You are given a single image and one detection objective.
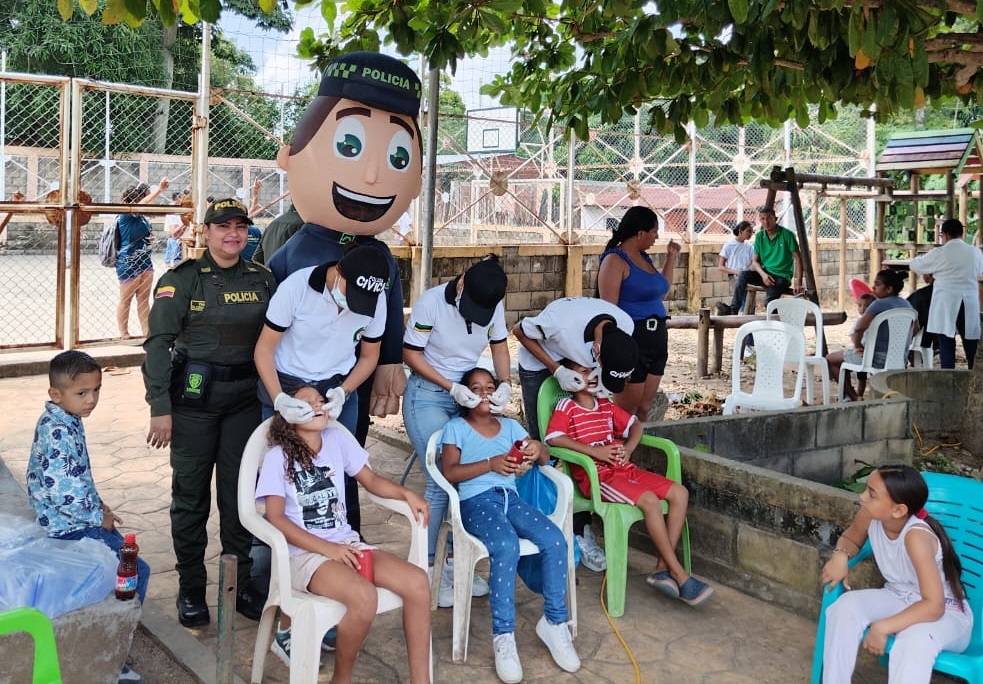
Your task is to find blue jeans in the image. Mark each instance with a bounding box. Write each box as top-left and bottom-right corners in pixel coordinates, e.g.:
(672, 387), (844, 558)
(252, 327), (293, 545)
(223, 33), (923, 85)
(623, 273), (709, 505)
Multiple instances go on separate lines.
(460, 488), (569, 635)
(55, 527), (150, 603)
(402, 373), (461, 564)
(937, 335), (978, 370)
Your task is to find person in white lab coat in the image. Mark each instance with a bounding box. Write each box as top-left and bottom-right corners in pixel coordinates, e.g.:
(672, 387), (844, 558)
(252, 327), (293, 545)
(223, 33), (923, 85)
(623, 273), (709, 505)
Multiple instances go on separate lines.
(910, 218), (983, 369)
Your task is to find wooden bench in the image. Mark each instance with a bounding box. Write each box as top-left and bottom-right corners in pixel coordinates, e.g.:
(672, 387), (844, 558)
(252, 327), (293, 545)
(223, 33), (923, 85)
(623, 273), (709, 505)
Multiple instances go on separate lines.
(666, 308), (847, 376)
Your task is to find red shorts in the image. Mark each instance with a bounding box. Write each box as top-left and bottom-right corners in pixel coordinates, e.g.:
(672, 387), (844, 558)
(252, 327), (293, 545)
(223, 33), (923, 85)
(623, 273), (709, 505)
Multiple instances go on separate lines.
(572, 463), (673, 505)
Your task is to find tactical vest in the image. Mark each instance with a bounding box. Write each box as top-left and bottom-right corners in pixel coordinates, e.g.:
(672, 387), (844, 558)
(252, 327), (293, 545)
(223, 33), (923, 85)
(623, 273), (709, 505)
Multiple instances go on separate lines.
(176, 261), (273, 365)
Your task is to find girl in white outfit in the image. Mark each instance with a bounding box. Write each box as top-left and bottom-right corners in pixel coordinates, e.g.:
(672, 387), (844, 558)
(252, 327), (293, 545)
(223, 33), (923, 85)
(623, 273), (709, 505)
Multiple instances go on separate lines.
(820, 464), (972, 683)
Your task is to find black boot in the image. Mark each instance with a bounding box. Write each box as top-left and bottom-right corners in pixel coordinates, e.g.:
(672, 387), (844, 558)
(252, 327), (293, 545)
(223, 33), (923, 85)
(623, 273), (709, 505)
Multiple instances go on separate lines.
(236, 582), (266, 621)
(176, 588), (210, 628)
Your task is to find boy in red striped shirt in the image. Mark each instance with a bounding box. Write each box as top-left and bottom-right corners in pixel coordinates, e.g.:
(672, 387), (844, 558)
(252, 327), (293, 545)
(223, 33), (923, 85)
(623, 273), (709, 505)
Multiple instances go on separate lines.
(544, 359), (713, 607)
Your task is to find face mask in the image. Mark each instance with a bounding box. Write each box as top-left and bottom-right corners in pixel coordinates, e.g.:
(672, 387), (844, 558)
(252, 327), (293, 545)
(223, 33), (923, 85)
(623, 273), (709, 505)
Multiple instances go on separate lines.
(329, 274), (349, 312)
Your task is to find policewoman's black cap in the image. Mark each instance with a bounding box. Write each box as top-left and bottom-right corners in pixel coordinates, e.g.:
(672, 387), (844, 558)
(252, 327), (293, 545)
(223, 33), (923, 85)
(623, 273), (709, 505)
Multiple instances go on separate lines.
(203, 198), (253, 225)
(460, 258), (508, 327)
(318, 52), (422, 117)
(338, 245), (389, 316)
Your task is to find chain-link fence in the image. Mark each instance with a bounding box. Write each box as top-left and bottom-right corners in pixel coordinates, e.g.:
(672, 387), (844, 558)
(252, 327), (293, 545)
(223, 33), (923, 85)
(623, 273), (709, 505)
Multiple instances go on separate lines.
(0, 66), (880, 350)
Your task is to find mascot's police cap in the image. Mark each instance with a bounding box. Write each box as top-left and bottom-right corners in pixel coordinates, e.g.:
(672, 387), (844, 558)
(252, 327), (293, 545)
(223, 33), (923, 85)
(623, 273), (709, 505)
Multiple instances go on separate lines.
(318, 52), (422, 117)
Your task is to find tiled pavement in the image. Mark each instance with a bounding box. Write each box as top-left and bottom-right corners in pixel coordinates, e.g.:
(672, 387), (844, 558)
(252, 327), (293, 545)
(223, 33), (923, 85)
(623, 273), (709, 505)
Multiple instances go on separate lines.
(0, 350), (897, 683)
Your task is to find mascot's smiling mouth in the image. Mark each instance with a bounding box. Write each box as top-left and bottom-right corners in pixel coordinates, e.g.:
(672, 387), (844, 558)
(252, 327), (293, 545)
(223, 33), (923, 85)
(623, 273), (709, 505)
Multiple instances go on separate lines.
(332, 183), (395, 223)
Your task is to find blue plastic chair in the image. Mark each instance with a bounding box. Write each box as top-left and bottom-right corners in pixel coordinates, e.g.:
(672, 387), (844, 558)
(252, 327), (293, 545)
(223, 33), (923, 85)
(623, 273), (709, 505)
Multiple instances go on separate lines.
(0, 606), (63, 684)
(537, 376), (691, 618)
(811, 472), (983, 683)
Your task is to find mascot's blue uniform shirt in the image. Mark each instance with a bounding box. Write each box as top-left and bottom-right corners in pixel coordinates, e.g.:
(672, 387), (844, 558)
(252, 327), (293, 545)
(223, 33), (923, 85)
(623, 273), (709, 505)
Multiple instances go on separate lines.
(267, 223), (403, 366)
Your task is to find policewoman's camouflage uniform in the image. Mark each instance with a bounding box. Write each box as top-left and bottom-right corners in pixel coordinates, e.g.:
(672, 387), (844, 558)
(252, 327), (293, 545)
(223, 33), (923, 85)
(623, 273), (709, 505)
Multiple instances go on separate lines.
(142, 249), (276, 604)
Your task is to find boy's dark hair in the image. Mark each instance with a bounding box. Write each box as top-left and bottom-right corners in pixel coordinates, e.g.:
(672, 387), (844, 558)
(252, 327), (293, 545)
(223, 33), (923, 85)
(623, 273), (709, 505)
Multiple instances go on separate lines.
(877, 464), (966, 604)
(122, 183), (150, 204)
(49, 350), (101, 388)
(858, 293), (875, 305)
(756, 205), (776, 216)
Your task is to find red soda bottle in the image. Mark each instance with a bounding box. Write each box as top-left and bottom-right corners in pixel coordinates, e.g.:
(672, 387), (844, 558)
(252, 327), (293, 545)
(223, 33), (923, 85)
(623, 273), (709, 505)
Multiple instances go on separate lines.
(115, 533), (139, 600)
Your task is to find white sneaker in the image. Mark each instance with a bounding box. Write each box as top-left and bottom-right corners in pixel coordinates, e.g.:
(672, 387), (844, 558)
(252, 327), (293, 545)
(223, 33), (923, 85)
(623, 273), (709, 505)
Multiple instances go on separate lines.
(577, 528), (607, 572)
(535, 616), (581, 673)
(440, 558), (489, 602)
(429, 564), (455, 608)
(492, 633), (523, 683)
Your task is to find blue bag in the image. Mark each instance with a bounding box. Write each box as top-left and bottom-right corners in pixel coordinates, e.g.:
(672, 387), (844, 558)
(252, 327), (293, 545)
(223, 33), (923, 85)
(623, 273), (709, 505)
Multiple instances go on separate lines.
(515, 464), (580, 594)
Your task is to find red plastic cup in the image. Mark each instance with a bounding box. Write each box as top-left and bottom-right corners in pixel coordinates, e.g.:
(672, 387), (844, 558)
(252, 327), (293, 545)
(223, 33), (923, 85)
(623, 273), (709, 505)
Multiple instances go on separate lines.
(507, 440), (526, 466)
(356, 547), (374, 582)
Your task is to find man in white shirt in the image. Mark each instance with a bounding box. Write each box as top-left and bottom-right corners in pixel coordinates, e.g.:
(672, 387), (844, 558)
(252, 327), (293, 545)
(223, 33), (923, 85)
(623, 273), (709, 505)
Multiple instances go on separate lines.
(910, 218), (983, 369)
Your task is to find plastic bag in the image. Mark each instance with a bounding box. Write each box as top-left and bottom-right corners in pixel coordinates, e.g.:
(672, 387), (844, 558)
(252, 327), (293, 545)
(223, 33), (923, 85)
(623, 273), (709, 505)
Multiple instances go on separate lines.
(0, 513), (45, 549)
(0, 536), (117, 618)
(515, 465), (580, 594)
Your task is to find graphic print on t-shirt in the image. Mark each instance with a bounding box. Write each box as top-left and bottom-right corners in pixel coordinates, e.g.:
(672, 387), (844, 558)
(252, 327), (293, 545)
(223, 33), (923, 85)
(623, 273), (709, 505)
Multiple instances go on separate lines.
(293, 465), (347, 530)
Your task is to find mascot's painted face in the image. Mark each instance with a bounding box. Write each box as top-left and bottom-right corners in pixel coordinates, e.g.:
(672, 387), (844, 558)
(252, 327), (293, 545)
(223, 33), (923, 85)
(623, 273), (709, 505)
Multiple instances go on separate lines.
(278, 98), (422, 234)
(277, 51), (424, 237)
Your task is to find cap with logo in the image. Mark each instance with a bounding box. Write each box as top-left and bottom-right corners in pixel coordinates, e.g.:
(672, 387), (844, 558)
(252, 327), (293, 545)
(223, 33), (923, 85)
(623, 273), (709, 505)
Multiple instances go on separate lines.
(203, 198), (253, 225)
(338, 245), (390, 316)
(318, 52), (422, 117)
(598, 326), (638, 394)
(459, 258), (508, 327)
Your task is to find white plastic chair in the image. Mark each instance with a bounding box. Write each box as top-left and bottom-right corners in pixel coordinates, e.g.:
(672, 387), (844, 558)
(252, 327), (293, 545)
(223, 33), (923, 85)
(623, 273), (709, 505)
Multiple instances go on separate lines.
(723, 320), (807, 415)
(425, 431), (577, 663)
(837, 308), (918, 402)
(766, 298), (831, 405)
(238, 418), (431, 684)
(909, 328), (935, 369)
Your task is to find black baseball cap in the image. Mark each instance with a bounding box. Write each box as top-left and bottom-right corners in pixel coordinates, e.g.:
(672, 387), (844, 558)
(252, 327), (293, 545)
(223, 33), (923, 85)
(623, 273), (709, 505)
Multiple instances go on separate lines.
(203, 198), (253, 225)
(598, 327), (638, 393)
(338, 245), (389, 316)
(459, 258), (508, 327)
(318, 52), (422, 117)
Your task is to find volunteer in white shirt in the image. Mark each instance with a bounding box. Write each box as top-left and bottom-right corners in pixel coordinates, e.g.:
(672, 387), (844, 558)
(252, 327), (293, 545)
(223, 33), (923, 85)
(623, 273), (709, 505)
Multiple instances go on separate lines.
(910, 218), (983, 369)
(254, 244), (389, 432)
(513, 296), (638, 573)
(402, 256), (509, 604)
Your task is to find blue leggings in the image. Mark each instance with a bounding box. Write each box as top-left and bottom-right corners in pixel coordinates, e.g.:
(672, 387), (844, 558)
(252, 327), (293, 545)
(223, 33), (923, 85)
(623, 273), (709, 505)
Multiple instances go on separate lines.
(460, 487), (568, 635)
(55, 526), (150, 603)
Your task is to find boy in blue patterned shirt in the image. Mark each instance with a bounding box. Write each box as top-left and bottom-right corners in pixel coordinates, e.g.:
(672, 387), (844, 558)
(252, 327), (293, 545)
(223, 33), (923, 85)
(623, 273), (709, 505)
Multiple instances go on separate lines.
(26, 351), (148, 683)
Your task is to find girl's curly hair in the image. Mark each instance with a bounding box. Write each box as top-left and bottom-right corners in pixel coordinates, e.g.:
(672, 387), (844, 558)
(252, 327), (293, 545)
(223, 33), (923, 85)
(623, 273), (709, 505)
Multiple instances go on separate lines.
(268, 405), (318, 484)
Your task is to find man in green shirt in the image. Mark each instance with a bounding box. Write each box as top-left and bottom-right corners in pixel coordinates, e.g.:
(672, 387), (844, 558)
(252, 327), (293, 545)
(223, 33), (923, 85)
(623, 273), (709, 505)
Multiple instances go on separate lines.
(727, 206), (803, 313)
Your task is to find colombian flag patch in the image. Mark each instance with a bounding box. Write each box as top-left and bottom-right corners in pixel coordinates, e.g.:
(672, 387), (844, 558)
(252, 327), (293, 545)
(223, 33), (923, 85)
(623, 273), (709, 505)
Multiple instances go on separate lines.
(156, 286), (176, 299)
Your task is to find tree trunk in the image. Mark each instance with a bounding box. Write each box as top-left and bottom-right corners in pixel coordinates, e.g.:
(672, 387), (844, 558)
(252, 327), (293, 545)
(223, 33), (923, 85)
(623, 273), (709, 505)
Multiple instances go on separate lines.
(150, 23), (178, 155)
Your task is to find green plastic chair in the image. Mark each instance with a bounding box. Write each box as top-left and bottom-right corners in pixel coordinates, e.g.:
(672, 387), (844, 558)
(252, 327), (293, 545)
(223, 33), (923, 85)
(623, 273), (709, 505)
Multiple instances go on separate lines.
(536, 376), (691, 617)
(0, 607), (63, 684)
(812, 472), (983, 684)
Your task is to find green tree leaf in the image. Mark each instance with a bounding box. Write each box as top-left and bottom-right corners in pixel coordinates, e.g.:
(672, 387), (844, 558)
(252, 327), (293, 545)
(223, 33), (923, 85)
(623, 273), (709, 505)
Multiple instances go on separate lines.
(728, 0), (749, 24)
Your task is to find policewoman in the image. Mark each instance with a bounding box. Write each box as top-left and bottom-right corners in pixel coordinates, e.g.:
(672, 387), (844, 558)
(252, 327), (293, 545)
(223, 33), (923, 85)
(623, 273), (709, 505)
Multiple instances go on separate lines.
(142, 198), (276, 628)
(253, 244), (390, 432)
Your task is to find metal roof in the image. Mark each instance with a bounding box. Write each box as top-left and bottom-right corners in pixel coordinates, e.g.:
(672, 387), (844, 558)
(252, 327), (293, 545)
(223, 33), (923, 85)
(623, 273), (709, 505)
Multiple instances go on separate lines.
(876, 128), (983, 175)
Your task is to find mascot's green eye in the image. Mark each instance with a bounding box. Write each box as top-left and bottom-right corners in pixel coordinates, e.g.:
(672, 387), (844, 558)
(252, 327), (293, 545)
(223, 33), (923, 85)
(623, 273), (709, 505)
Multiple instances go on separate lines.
(390, 147), (410, 170)
(333, 118), (366, 161)
(337, 134), (362, 158)
(387, 129), (414, 172)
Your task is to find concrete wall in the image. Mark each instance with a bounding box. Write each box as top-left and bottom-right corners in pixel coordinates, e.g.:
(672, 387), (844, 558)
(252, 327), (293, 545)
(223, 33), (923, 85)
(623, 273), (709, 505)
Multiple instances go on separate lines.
(392, 239), (871, 323)
(872, 368), (971, 439)
(630, 400), (912, 617)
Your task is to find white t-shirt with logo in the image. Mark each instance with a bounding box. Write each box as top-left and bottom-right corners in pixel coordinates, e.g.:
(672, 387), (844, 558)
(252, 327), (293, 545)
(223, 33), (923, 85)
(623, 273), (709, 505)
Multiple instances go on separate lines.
(517, 297), (634, 371)
(254, 426), (368, 555)
(403, 281), (508, 381)
(265, 264), (386, 380)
